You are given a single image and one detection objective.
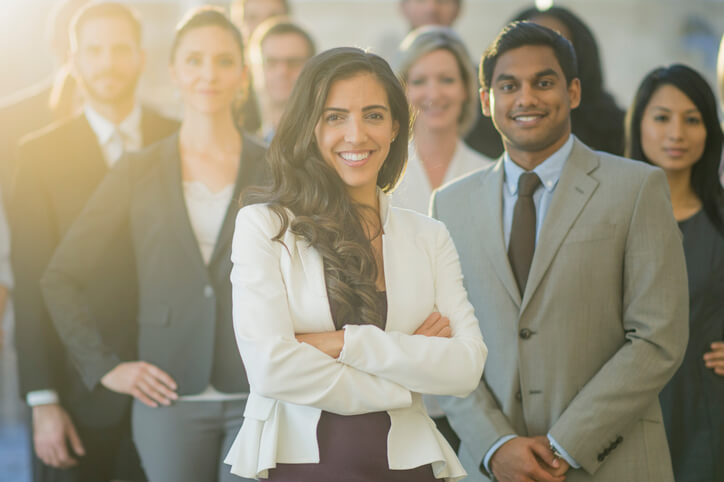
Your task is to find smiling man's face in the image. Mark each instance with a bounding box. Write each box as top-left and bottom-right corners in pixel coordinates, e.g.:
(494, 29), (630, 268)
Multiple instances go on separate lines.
(483, 44), (580, 164)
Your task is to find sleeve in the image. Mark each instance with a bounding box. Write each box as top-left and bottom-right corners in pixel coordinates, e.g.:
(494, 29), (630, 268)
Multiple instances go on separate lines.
(10, 145), (66, 396)
(430, 186), (518, 476)
(230, 205), (413, 416)
(548, 167), (689, 474)
(337, 222), (487, 397)
(39, 154), (136, 391)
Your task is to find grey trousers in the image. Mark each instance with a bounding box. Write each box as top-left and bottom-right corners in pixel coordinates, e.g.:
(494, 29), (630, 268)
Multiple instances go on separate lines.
(132, 398), (254, 482)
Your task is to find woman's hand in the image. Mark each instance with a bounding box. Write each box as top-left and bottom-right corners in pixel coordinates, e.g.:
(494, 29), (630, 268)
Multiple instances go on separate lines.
(414, 312), (452, 338)
(296, 331), (345, 358)
(704, 342), (724, 376)
(101, 361), (178, 407)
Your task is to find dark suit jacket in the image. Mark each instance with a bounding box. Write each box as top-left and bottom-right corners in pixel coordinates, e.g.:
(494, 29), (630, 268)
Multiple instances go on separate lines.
(41, 133), (268, 397)
(10, 108), (178, 427)
(0, 82), (59, 196)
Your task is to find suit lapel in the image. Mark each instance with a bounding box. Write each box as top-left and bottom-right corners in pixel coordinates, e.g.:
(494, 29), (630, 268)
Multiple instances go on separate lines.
(475, 160), (522, 307)
(160, 136), (209, 277)
(520, 140), (600, 313)
(208, 134), (266, 268)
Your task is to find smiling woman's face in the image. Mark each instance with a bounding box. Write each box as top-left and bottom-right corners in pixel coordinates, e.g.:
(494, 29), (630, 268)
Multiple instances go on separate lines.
(314, 72), (399, 203)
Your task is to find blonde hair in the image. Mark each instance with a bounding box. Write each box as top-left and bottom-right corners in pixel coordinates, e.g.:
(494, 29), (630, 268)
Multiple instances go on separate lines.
(398, 25), (478, 135)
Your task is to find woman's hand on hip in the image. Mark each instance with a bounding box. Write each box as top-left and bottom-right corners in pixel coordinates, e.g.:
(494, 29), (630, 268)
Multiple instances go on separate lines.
(101, 361), (178, 407)
(296, 331), (345, 358)
(414, 312), (452, 338)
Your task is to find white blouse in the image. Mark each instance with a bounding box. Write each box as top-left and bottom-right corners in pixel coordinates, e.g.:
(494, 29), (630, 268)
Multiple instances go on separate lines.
(392, 139), (494, 215)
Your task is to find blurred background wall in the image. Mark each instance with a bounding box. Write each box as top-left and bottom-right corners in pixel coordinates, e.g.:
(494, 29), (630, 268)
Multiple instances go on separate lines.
(1, 0), (723, 116)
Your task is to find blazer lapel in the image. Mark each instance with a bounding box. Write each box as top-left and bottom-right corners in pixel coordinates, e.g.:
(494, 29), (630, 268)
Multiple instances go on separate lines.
(208, 134), (267, 268)
(520, 140), (599, 313)
(475, 160), (522, 307)
(160, 136), (209, 277)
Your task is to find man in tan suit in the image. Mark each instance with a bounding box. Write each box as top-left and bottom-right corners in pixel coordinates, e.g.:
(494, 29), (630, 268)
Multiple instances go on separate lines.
(433, 22), (688, 482)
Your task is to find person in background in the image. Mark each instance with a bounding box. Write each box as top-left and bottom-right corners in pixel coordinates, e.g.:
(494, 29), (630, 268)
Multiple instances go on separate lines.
(717, 34), (724, 185)
(466, 7), (626, 159)
(393, 25), (492, 215)
(224, 46), (485, 481)
(626, 64), (724, 482)
(0, 0), (90, 197)
(229, 0), (290, 135)
(0, 190), (11, 349)
(400, 0), (461, 29)
(248, 17), (315, 143)
(41, 7), (266, 482)
(11, 3), (178, 481)
(434, 22), (687, 482)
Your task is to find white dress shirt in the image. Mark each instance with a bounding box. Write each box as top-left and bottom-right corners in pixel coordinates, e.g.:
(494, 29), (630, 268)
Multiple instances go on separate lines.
(392, 139), (493, 215)
(84, 104), (143, 166)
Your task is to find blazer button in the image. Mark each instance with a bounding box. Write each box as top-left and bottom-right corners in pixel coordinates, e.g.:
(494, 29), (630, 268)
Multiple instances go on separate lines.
(515, 391), (522, 402)
(204, 285), (214, 298)
(519, 328), (533, 339)
(616, 435), (623, 444)
(597, 453), (605, 462)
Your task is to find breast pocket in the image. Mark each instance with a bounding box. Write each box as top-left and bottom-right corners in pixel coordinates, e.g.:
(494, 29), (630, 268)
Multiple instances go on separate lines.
(564, 223), (616, 244)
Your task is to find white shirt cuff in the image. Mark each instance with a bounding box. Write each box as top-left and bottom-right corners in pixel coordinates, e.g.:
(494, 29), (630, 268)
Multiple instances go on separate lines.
(26, 389), (60, 407)
(547, 434), (581, 469)
(483, 434), (518, 474)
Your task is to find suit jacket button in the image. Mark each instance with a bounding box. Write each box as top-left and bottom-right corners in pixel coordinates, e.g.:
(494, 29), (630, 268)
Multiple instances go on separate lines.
(515, 391), (522, 402)
(204, 285), (214, 298)
(597, 453), (605, 462)
(519, 328), (532, 339)
(616, 435), (623, 444)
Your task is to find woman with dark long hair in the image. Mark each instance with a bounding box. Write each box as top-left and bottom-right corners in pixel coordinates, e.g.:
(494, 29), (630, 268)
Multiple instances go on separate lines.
(626, 63), (724, 482)
(224, 47), (486, 481)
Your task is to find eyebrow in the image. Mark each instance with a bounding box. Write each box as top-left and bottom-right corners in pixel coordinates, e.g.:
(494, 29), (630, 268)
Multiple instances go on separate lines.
(323, 105), (390, 112)
(494, 68), (560, 84)
(649, 106), (700, 114)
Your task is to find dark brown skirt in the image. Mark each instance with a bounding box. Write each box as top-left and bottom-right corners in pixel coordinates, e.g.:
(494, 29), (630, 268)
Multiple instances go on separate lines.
(267, 411), (437, 481)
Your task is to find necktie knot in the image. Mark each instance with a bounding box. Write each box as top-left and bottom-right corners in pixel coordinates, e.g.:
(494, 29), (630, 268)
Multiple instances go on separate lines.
(518, 172), (541, 197)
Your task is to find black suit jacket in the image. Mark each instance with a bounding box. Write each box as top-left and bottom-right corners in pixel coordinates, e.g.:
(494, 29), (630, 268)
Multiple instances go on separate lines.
(0, 82), (59, 196)
(10, 108), (179, 427)
(41, 133), (268, 397)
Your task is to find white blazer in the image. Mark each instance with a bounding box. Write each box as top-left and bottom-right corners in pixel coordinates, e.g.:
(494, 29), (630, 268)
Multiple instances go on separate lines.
(224, 192), (487, 481)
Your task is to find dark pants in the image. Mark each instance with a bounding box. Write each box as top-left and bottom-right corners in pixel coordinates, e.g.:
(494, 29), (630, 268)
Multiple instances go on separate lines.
(31, 412), (145, 482)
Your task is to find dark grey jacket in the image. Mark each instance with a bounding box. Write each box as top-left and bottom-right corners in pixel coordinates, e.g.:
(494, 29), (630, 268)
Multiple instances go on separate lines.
(41, 132), (268, 398)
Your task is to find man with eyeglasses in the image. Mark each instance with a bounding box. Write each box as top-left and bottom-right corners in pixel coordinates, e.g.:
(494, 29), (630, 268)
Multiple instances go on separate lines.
(248, 17), (315, 142)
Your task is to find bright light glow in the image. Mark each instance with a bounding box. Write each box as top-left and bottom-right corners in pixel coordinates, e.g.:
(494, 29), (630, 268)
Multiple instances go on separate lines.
(535, 0), (554, 11)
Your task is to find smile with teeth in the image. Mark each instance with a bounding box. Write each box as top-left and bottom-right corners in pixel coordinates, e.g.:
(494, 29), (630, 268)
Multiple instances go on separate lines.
(512, 113), (546, 124)
(338, 151), (372, 165)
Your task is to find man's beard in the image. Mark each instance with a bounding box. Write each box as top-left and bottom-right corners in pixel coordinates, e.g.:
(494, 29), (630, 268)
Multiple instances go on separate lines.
(80, 71), (139, 105)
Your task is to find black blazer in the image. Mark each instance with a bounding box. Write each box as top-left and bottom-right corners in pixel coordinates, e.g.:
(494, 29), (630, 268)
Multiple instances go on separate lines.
(41, 133), (268, 398)
(10, 108), (179, 427)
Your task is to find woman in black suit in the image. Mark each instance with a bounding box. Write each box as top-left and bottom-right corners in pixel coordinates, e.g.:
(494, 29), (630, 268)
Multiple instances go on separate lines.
(626, 64), (724, 482)
(41, 7), (266, 482)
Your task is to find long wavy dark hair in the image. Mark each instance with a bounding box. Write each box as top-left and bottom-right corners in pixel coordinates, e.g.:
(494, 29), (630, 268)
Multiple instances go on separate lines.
(513, 6), (625, 155)
(626, 64), (724, 235)
(246, 47), (410, 328)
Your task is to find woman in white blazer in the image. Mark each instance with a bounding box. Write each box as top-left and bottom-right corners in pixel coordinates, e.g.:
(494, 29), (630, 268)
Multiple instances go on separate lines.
(225, 47), (487, 481)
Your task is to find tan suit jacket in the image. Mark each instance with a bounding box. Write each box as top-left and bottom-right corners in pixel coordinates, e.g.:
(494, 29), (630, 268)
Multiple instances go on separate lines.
(432, 139), (689, 481)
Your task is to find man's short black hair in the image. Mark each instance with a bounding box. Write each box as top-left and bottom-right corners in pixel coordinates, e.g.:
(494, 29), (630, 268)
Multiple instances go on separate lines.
(480, 21), (578, 90)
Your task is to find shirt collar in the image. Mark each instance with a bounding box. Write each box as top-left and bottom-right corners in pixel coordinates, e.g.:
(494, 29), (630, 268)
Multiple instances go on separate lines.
(503, 135), (574, 195)
(84, 103), (142, 146)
